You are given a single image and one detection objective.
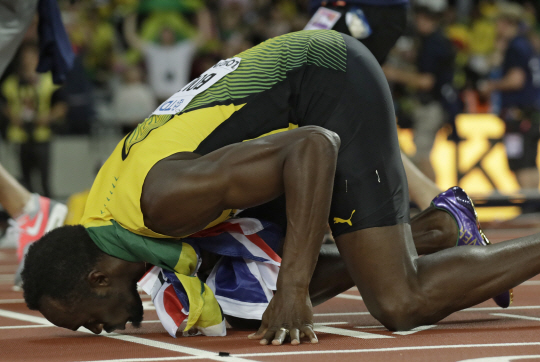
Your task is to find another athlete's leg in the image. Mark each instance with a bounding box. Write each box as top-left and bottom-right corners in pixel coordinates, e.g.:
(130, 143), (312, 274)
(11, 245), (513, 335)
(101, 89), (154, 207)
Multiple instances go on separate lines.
(335, 224), (540, 331)
(401, 152), (441, 210)
(0, 163), (31, 218)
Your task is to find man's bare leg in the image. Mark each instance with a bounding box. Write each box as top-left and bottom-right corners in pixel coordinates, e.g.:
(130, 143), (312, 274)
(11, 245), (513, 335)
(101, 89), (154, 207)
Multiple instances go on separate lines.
(309, 206), (457, 306)
(0, 163), (31, 218)
(309, 155), (456, 307)
(335, 224), (537, 331)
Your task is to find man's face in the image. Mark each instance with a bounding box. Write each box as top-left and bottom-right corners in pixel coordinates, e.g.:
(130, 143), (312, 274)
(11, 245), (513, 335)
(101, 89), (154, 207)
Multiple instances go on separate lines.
(39, 282), (144, 334)
(495, 18), (517, 40)
(414, 13), (434, 36)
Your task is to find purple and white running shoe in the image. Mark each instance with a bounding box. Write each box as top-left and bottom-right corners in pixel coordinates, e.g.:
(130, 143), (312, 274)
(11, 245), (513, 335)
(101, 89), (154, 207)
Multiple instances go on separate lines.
(432, 186), (513, 308)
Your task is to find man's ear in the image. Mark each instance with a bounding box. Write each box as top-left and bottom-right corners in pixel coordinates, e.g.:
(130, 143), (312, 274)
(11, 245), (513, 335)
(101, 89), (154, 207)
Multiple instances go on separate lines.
(87, 270), (110, 288)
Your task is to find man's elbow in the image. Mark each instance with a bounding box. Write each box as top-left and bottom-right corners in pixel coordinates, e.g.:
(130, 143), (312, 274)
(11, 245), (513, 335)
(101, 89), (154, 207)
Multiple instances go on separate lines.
(302, 126), (341, 153)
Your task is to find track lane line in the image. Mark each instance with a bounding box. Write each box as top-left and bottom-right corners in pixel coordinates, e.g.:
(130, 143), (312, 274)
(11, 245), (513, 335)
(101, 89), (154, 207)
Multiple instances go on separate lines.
(314, 325), (393, 339)
(491, 313), (540, 322)
(335, 294), (363, 301)
(74, 342), (540, 362)
(0, 298), (24, 304)
(236, 343), (540, 358)
(0, 324), (54, 330)
(0, 308), (258, 362)
(314, 305), (540, 317)
(392, 325), (436, 335)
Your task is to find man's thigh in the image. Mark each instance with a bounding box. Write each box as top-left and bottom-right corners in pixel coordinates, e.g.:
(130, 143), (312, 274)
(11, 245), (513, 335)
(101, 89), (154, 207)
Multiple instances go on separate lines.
(316, 36), (409, 237)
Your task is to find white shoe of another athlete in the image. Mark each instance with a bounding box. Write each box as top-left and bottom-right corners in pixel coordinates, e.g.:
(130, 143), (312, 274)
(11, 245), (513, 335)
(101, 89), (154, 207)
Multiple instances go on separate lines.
(10, 194), (67, 289)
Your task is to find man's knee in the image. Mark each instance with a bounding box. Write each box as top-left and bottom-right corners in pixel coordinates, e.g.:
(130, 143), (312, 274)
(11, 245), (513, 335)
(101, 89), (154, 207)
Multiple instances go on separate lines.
(366, 291), (426, 331)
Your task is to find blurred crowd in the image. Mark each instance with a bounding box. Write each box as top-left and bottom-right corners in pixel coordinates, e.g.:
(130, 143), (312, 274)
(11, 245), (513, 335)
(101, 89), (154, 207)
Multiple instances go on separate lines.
(1, 0), (540, 197)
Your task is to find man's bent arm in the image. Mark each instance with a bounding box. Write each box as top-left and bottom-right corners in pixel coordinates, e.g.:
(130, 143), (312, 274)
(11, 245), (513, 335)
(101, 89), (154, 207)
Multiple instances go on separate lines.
(142, 126), (340, 344)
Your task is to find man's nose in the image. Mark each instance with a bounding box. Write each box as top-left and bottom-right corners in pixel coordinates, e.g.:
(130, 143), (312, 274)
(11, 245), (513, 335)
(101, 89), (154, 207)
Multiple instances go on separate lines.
(87, 324), (103, 334)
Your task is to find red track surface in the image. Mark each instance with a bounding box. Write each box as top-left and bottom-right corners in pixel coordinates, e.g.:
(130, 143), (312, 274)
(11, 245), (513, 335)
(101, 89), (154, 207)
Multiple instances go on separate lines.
(1, 228), (540, 362)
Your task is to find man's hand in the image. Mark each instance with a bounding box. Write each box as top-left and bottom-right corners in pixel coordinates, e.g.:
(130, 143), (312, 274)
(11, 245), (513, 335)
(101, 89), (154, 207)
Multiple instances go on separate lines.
(248, 288), (317, 345)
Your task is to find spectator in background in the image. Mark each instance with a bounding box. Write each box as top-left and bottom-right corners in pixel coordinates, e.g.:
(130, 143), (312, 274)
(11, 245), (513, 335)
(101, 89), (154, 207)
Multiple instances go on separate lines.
(306, 0), (409, 64)
(480, 2), (540, 192)
(384, 3), (457, 182)
(112, 64), (157, 134)
(123, 6), (213, 102)
(1, 43), (67, 197)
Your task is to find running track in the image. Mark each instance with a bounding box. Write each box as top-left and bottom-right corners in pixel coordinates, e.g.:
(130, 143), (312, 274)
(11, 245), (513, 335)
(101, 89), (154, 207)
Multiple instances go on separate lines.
(1, 227), (540, 362)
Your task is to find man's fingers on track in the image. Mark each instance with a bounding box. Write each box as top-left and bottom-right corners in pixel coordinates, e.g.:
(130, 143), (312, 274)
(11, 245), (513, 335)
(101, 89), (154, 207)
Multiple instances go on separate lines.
(302, 325), (318, 343)
(290, 329), (301, 345)
(260, 329), (276, 345)
(271, 329), (289, 345)
(248, 327), (267, 340)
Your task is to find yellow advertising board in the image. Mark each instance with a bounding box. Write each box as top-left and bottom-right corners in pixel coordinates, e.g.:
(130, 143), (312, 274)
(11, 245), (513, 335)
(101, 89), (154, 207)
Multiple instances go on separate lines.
(398, 114), (529, 221)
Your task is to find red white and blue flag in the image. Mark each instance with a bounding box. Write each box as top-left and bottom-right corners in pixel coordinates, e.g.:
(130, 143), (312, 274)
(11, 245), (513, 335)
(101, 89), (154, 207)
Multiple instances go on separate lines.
(138, 218), (283, 337)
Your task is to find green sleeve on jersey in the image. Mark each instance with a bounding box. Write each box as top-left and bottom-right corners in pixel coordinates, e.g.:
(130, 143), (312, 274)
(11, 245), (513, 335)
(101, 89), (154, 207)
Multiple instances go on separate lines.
(86, 220), (188, 272)
(184, 30), (348, 113)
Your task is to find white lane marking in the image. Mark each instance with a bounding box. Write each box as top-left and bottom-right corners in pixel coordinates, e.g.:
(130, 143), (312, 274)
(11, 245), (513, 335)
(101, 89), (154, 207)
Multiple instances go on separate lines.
(522, 281), (540, 286)
(314, 325), (393, 339)
(78, 358), (207, 362)
(491, 313), (540, 322)
(354, 325), (385, 329)
(0, 309), (257, 362)
(142, 301), (155, 311)
(0, 320), (167, 330)
(335, 294), (363, 301)
(392, 325), (436, 335)
(0, 320), (348, 331)
(237, 343), (540, 358)
(0, 299), (24, 304)
(75, 343), (540, 361)
(0, 309), (54, 325)
(458, 356), (540, 362)
(315, 322), (348, 326)
(314, 305), (540, 317)
(0, 324), (54, 330)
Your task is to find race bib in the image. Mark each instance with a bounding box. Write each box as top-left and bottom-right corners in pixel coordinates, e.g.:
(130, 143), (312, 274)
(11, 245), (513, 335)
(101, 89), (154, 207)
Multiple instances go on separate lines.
(304, 7), (342, 31)
(152, 57), (242, 115)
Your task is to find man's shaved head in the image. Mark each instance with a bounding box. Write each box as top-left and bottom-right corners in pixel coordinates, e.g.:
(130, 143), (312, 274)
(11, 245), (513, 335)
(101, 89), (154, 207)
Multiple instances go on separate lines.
(21, 225), (145, 334)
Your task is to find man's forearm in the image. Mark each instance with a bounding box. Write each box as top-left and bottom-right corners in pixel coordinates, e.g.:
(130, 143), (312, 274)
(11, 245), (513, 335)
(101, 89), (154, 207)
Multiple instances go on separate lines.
(277, 129), (340, 291)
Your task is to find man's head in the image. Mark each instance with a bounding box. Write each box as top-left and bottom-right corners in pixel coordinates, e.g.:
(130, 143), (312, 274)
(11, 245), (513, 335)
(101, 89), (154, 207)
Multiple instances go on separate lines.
(414, 7), (443, 36)
(159, 27), (176, 46)
(495, 2), (524, 40)
(22, 225), (145, 334)
(18, 42), (39, 77)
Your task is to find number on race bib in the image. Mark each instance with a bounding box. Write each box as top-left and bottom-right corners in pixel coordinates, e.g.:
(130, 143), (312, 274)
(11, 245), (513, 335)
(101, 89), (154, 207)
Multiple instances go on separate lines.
(152, 57), (242, 116)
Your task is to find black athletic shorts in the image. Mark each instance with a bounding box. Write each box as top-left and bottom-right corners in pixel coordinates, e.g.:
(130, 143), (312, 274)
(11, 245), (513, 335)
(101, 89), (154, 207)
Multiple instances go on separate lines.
(325, 3), (408, 64)
(242, 34), (410, 237)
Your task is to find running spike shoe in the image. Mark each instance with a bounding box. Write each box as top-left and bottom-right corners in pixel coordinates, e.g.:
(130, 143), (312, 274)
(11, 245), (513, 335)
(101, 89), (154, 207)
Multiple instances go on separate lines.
(432, 186), (513, 308)
(9, 194), (67, 288)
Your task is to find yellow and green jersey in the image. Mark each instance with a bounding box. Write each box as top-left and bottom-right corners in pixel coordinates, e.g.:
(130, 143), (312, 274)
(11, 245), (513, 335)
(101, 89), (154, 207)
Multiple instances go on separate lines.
(81, 30), (348, 241)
